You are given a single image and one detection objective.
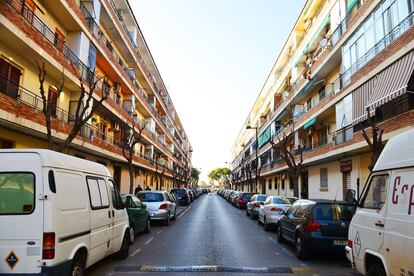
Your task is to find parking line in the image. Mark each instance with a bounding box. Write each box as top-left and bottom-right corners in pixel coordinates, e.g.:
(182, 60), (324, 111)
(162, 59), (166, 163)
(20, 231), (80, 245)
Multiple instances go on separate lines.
(130, 248), (141, 257)
(281, 247), (294, 257)
(177, 206), (191, 219)
(144, 237), (154, 245)
(156, 230), (162, 235)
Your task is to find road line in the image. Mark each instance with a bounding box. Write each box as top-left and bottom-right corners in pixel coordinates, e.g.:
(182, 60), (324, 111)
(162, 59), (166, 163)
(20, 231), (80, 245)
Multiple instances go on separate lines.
(130, 248), (141, 257)
(177, 206), (191, 219)
(281, 247), (294, 257)
(268, 236), (276, 243)
(144, 237), (154, 245)
(156, 230), (162, 235)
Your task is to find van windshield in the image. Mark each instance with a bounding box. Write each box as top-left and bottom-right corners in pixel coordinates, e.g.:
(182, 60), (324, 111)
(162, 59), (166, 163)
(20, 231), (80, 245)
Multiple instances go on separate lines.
(0, 172), (35, 215)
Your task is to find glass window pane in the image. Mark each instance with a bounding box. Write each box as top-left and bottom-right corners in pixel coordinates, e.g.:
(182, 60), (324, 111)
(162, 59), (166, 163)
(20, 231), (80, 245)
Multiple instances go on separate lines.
(98, 179), (109, 207)
(362, 175), (389, 209)
(0, 173), (34, 214)
(87, 179), (101, 208)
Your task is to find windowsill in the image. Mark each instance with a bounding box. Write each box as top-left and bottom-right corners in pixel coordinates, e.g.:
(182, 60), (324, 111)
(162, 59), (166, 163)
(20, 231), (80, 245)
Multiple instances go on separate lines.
(319, 188), (328, 192)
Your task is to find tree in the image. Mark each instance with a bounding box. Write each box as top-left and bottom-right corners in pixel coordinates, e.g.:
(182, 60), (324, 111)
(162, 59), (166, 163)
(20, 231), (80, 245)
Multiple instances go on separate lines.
(122, 118), (147, 194)
(190, 167), (201, 187)
(361, 107), (384, 171)
(153, 152), (166, 190)
(208, 167), (231, 188)
(36, 61), (108, 152)
(270, 130), (304, 198)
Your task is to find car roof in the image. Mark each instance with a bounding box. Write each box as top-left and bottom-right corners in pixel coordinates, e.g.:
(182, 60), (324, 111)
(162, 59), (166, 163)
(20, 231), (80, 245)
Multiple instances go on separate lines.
(297, 199), (351, 204)
(138, 191), (165, 194)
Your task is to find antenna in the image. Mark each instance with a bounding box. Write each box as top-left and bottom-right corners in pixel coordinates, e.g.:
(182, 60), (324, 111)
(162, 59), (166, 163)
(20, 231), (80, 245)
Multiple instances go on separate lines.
(334, 183), (341, 202)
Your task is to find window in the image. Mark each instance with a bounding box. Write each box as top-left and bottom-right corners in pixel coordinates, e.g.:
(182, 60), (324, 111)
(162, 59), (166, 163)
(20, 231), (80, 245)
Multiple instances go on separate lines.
(320, 168), (328, 189)
(289, 178), (294, 190)
(281, 178), (285, 190)
(48, 86), (58, 117)
(314, 203), (356, 221)
(22, 0), (35, 23)
(0, 57), (21, 99)
(86, 177), (109, 209)
(274, 178), (278, 190)
(335, 94), (353, 130)
(361, 174), (389, 209)
(0, 139), (14, 149)
(0, 172), (35, 215)
(268, 179), (272, 190)
(109, 179), (124, 210)
(54, 28), (65, 52)
(273, 197), (290, 204)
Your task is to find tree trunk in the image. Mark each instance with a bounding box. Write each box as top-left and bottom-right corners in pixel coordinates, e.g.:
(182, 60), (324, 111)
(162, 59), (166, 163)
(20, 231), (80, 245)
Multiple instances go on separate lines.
(290, 173), (299, 198)
(129, 162), (134, 194)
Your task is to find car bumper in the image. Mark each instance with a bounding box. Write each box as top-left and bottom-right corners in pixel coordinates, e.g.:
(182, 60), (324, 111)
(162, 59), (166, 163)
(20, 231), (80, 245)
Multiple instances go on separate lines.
(306, 234), (348, 254)
(148, 209), (169, 220)
(251, 209), (260, 217)
(266, 214), (281, 225)
(344, 246), (354, 267)
(238, 201), (248, 208)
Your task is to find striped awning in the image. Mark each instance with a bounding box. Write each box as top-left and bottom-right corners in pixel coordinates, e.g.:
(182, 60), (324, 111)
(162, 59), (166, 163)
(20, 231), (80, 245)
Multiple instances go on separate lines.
(365, 51), (414, 112)
(352, 78), (375, 124)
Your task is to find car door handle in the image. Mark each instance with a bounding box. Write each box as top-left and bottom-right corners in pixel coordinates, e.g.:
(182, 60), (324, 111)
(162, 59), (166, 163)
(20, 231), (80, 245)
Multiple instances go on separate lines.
(375, 222), (384, 227)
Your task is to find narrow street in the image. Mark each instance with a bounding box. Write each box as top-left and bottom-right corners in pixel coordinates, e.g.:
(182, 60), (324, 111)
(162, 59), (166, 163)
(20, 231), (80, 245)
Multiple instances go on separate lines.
(87, 193), (357, 275)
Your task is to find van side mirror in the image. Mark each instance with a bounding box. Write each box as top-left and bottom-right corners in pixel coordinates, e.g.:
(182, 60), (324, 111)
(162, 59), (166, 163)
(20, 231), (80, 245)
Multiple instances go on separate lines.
(260, 202), (264, 205)
(346, 189), (357, 204)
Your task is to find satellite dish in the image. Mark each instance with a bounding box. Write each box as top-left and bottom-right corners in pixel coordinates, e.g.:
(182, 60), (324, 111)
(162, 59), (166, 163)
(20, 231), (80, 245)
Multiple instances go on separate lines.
(320, 38), (328, 47)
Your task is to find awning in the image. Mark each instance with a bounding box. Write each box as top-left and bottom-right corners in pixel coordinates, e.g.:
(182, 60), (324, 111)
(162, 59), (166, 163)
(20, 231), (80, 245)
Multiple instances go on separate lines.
(347, 0), (359, 13)
(296, 77), (317, 98)
(275, 108), (287, 122)
(352, 78), (375, 124)
(365, 50), (414, 112)
(304, 117), (316, 129)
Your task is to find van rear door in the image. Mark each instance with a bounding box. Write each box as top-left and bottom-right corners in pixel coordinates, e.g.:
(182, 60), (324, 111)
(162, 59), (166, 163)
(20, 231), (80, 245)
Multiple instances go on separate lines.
(0, 152), (43, 274)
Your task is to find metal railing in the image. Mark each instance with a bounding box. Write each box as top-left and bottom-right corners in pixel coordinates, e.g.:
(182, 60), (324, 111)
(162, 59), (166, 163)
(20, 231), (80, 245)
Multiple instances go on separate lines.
(333, 124), (354, 145)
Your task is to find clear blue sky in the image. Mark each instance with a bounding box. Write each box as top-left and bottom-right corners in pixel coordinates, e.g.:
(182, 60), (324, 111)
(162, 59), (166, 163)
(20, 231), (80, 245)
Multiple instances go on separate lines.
(130, 0), (306, 182)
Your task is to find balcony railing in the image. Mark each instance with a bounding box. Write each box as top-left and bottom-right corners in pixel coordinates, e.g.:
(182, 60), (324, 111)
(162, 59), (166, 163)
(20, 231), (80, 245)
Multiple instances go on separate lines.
(333, 124), (354, 145)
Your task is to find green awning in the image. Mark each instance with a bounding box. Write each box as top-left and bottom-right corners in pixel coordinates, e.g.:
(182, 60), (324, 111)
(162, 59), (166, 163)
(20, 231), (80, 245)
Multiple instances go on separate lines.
(347, 0), (359, 13)
(293, 15), (330, 67)
(275, 108), (287, 122)
(296, 77), (317, 98)
(258, 126), (271, 149)
(304, 117), (317, 129)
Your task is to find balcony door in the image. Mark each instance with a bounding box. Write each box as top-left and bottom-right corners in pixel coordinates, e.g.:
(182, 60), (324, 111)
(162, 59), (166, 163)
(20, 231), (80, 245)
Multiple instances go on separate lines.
(0, 57), (21, 99)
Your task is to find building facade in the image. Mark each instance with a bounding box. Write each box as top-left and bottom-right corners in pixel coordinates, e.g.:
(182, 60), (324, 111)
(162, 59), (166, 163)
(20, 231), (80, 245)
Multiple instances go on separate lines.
(231, 0), (414, 201)
(0, 0), (192, 193)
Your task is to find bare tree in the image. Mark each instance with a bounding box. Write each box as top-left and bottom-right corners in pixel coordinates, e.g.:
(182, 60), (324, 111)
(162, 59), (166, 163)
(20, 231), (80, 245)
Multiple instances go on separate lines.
(361, 107), (384, 171)
(36, 61), (108, 152)
(270, 131), (304, 197)
(122, 118), (147, 194)
(152, 152), (166, 190)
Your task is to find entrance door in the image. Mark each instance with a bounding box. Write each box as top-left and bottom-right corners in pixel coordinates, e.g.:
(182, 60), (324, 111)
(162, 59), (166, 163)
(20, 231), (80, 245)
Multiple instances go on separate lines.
(342, 172), (351, 200)
(113, 166), (121, 189)
(300, 171), (309, 199)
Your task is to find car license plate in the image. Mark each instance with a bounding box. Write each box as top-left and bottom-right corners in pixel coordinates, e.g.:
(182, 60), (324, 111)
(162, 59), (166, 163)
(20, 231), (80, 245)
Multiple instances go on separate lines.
(333, 240), (347, 246)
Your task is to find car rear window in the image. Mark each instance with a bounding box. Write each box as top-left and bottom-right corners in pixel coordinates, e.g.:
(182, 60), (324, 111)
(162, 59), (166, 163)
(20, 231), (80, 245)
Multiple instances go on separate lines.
(0, 172), (35, 215)
(137, 192), (164, 202)
(257, 195), (267, 201)
(172, 189), (186, 196)
(273, 197), (290, 204)
(242, 193), (252, 200)
(314, 203), (356, 221)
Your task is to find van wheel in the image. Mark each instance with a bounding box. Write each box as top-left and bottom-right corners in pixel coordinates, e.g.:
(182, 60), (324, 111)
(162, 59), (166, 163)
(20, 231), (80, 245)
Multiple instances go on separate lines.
(115, 231), (130, 260)
(71, 253), (85, 276)
(129, 226), (135, 244)
(277, 224), (284, 243)
(144, 218), (151, 233)
(295, 234), (309, 260)
(367, 261), (386, 276)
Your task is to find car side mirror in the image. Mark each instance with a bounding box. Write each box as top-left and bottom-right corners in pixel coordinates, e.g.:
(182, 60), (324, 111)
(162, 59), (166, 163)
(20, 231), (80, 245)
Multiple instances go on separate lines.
(259, 202), (264, 205)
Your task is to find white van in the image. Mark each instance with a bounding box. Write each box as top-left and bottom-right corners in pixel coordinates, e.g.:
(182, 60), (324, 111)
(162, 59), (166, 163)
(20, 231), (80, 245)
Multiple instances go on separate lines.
(345, 129), (414, 276)
(0, 149), (130, 275)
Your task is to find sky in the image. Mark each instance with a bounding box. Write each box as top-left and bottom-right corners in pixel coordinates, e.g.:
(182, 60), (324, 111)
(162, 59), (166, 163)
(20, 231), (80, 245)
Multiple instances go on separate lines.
(129, 0), (306, 182)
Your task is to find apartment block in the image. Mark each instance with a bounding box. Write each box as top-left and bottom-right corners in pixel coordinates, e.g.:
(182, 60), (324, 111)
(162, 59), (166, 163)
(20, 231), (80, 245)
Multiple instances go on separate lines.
(231, 0), (414, 201)
(0, 0), (192, 193)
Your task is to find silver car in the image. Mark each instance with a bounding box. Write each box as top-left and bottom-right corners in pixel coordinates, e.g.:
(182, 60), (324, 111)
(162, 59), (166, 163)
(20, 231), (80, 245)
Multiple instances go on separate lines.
(258, 196), (291, 231)
(137, 191), (177, 226)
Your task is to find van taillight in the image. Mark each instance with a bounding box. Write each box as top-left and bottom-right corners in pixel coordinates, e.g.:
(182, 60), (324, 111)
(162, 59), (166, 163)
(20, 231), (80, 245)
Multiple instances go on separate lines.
(159, 203), (168, 209)
(347, 240), (353, 248)
(306, 221), (321, 232)
(42, 232), (55, 260)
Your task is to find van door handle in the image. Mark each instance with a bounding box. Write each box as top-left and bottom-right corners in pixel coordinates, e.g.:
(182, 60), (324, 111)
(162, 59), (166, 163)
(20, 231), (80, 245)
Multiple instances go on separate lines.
(112, 210), (115, 217)
(375, 222), (384, 227)
(108, 211), (111, 218)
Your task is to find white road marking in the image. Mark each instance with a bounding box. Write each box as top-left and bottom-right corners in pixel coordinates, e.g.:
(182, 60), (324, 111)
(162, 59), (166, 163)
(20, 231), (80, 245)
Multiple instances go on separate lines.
(268, 237), (276, 243)
(281, 247), (294, 257)
(300, 263), (308, 267)
(156, 230), (162, 235)
(130, 248), (141, 257)
(144, 237), (154, 245)
(177, 206), (191, 219)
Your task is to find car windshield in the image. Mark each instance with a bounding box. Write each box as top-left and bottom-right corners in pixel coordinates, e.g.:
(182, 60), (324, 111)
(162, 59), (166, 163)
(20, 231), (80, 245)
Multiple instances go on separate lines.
(137, 192), (164, 202)
(314, 203), (356, 221)
(257, 195), (267, 202)
(242, 193), (252, 200)
(272, 197), (290, 204)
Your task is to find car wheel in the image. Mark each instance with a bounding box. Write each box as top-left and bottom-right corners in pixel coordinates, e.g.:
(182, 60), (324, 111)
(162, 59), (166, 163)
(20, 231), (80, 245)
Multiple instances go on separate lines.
(71, 253), (85, 276)
(277, 224), (284, 243)
(367, 261), (386, 276)
(165, 212), (170, 226)
(264, 218), (270, 232)
(129, 226), (135, 244)
(295, 234), (309, 260)
(144, 219), (150, 234)
(115, 231), (130, 260)
(172, 209), (177, 221)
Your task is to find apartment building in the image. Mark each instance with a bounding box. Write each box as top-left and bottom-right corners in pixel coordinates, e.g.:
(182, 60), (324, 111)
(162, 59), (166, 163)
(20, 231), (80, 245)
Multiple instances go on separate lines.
(231, 0), (414, 200)
(0, 0), (192, 193)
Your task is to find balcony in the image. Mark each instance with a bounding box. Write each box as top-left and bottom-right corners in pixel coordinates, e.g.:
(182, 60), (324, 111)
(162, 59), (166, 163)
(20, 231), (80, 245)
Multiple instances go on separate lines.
(333, 125), (354, 145)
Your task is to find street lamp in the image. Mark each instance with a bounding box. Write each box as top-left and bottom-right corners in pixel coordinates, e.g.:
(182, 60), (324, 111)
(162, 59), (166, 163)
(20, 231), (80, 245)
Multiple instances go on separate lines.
(246, 125), (259, 193)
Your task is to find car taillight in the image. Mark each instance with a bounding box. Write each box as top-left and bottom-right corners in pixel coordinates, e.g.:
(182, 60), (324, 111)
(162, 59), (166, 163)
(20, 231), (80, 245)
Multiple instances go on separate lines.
(271, 207), (283, 212)
(306, 221), (321, 232)
(159, 203), (168, 209)
(347, 240), (353, 248)
(42, 232), (55, 260)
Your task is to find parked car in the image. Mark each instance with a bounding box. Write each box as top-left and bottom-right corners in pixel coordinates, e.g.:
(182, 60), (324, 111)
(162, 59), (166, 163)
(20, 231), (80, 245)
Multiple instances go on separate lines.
(286, 197), (299, 204)
(137, 191), (177, 226)
(277, 199), (356, 260)
(0, 149), (130, 275)
(258, 196), (291, 231)
(230, 191), (240, 205)
(188, 190), (195, 202)
(169, 192), (180, 207)
(345, 128), (414, 276)
(170, 188), (190, 206)
(121, 194), (150, 244)
(236, 192), (255, 209)
(246, 194), (268, 219)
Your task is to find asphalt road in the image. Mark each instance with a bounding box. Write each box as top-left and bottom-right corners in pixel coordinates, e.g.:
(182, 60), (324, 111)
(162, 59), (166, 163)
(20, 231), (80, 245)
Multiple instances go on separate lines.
(87, 193), (359, 276)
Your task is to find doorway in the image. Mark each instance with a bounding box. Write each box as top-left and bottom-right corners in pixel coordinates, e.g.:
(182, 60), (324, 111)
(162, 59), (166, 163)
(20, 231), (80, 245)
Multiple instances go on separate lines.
(300, 171), (309, 199)
(342, 172), (351, 200)
(113, 165), (121, 189)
